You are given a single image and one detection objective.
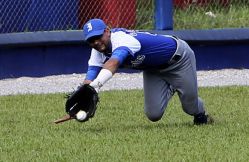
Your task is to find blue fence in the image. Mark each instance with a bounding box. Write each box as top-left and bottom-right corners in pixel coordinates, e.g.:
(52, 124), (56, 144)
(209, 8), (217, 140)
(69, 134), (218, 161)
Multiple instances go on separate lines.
(0, 29), (249, 79)
(0, 0), (249, 79)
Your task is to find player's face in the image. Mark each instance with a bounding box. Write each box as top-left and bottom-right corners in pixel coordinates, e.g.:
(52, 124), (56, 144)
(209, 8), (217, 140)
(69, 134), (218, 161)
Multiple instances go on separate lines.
(87, 29), (111, 53)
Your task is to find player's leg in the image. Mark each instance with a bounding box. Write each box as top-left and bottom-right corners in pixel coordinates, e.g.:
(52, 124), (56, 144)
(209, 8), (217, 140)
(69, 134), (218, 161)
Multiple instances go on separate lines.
(172, 48), (213, 124)
(143, 70), (175, 122)
(160, 40), (205, 116)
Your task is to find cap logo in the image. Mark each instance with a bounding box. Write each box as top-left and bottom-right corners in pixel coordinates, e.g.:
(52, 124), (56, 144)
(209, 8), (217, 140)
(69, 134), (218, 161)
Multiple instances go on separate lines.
(87, 23), (93, 32)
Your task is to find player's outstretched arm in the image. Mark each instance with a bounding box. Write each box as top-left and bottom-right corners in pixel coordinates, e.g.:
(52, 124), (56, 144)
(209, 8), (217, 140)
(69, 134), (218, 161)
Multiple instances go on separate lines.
(89, 58), (120, 91)
(103, 58), (120, 74)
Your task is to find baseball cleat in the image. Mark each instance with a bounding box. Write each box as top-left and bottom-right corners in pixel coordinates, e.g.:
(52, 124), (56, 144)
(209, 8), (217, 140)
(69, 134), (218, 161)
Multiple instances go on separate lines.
(193, 113), (214, 125)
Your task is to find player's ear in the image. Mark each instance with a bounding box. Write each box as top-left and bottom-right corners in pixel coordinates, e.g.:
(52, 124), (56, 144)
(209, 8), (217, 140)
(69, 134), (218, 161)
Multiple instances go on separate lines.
(106, 24), (112, 29)
(106, 26), (111, 31)
(105, 27), (109, 31)
(104, 28), (111, 36)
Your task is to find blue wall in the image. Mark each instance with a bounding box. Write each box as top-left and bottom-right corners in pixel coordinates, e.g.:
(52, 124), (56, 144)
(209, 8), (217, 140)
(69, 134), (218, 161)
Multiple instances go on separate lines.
(0, 44), (90, 78)
(0, 29), (249, 79)
(192, 43), (249, 70)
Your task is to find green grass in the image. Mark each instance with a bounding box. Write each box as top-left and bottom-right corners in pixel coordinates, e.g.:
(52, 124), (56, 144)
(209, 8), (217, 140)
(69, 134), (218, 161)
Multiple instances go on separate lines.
(1, 86), (249, 161)
(135, 2), (249, 30)
(174, 4), (249, 30)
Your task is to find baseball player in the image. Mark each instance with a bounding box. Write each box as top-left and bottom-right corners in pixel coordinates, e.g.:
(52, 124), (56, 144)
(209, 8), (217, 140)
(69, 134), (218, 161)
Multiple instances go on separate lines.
(83, 18), (213, 125)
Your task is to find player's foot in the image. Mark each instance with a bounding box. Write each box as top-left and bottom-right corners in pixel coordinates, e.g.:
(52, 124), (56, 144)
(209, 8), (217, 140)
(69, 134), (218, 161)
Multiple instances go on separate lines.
(193, 113), (214, 125)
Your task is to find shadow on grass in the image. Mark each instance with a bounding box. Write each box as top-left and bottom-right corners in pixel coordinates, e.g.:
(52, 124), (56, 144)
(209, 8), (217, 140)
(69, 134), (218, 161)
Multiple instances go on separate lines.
(76, 121), (204, 133)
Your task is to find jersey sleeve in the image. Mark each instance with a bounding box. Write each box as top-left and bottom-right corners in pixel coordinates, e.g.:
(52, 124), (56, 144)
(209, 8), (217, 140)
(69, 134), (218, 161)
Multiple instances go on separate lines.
(86, 49), (107, 80)
(85, 66), (102, 81)
(111, 31), (141, 55)
(110, 48), (130, 65)
(88, 49), (107, 67)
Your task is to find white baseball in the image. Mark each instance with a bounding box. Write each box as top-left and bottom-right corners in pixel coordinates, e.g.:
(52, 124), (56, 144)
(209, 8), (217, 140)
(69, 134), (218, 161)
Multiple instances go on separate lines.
(76, 110), (87, 121)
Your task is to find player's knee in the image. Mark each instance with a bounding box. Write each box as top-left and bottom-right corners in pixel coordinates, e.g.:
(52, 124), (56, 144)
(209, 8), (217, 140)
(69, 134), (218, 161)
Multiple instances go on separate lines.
(145, 110), (163, 122)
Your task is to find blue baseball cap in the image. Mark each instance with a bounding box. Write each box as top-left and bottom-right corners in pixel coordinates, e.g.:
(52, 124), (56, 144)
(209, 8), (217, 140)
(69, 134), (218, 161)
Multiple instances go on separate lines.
(83, 19), (107, 41)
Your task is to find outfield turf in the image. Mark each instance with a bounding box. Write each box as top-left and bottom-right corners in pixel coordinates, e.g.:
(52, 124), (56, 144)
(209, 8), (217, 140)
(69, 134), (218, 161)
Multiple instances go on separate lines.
(1, 86), (249, 161)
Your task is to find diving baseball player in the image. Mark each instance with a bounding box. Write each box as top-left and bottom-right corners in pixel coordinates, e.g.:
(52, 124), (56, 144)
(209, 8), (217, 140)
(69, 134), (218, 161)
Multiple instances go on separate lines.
(82, 18), (213, 125)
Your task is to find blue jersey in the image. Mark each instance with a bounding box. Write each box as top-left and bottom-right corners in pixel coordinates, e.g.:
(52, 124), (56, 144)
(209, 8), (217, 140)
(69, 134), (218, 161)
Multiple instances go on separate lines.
(86, 28), (177, 80)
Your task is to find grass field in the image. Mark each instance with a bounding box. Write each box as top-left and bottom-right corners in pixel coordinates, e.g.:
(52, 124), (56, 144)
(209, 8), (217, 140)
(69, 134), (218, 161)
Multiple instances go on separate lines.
(174, 4), (249, 30)
(136, 2), (249, 30)
(1, 86), (249, 161)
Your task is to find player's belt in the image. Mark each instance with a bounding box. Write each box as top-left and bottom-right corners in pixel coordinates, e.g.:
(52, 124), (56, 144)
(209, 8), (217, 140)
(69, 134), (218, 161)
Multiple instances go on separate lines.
(157, 54), (181, 69)
(157, 37), (183, 69)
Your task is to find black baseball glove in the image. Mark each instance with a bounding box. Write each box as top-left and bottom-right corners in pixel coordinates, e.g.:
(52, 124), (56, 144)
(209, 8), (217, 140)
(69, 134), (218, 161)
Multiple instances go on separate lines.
(65, 84), (99, 122)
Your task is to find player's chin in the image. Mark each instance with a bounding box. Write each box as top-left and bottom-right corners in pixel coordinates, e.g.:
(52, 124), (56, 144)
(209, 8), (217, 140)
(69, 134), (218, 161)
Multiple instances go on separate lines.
(95, 45), (107, 53)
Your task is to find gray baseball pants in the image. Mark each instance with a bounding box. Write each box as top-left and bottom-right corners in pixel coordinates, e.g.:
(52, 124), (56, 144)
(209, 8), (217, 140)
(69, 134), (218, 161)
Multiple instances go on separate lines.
(143, 38), (205, 121)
